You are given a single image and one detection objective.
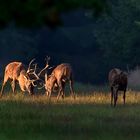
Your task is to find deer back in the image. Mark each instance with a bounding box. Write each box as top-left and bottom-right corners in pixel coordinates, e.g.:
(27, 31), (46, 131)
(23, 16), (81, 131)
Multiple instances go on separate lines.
(4, 62), (26, 80)
(52, 63), (72, 81)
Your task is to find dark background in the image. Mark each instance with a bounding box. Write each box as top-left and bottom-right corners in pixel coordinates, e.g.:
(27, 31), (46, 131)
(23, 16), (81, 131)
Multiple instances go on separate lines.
(0, 0), (140, 84)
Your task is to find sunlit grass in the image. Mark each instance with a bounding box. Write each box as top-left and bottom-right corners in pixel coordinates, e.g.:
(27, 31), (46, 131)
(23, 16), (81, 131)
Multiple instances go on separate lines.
(0, 85), (140, 140)
(1, 89), (140, 105)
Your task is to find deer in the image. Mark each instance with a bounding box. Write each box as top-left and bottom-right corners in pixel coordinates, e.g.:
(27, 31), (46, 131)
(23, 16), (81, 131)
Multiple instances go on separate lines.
(108, 68), (128, 107)
(0, 59), (40, 97)
(44, 63), (75, 100)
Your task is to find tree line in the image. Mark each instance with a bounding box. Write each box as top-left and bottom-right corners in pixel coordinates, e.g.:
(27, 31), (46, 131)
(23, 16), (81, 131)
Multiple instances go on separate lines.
(0, 0), (140, 84)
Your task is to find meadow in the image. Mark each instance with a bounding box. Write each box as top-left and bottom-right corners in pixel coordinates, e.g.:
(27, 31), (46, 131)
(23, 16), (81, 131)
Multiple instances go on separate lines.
(0, 83), (140, 140)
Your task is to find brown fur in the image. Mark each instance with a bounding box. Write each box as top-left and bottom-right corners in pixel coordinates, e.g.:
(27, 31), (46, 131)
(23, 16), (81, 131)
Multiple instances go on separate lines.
(0, 61), (36, 97)
(108, 68), (127, 107)
(45, 63), (75, 100)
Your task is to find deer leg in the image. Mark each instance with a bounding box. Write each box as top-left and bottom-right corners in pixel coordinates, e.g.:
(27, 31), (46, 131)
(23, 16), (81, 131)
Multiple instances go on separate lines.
(111, 87), (113, 106)
(45, 90), (50, 99)
(28, 85), (34, 95)
(46, 91), (49, 96)
(48, 92), (51, 98)
(123, 89), (126, 105)
(11, 80), (16, 94)
(57, 90), (61, 100)
(57, 81), (63, 100)
(61, 81), (65, 99)
(0, 76), (9, 97)
(48, 89), (52, 99)
(114, 90), (118, 107)
(69, 79), (75, 99)
(114, 94), (117, 107)
(0, 82), (6, 97)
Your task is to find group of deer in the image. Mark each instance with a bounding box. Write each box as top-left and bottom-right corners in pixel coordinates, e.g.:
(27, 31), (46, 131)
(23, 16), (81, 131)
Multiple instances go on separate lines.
(0, 57), (75, 100)
(0, 56), (128, 106)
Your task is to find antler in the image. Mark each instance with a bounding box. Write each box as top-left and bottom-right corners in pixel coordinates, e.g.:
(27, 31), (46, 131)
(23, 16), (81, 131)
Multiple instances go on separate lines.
(38, 56), (51, 77)
(30, 64), (40, 80)
(28, 65), (40, 87)
(26, 56), (51, 87)
(27, 58), (40, 79)
(27, 58), (36, 74)
(30, 80), (38, 87)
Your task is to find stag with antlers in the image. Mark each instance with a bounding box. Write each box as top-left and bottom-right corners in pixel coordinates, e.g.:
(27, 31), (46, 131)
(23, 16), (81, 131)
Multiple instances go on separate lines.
(44, 63), (75, 100)
(0, 59), (40, 97)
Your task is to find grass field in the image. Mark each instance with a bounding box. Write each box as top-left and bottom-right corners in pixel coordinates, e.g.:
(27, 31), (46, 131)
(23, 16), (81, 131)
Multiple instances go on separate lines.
(0, 84), (140, 140)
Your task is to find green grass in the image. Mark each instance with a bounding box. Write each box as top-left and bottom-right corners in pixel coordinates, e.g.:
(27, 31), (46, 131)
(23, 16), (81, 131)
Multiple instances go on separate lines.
(0, 86), (140, 140)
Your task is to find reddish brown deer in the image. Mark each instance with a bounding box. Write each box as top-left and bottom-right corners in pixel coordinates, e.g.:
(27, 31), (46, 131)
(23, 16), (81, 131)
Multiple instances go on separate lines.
(108, 68), (127, 107)
(45, 63), (75, 100)
(0, 59), (39, 97)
